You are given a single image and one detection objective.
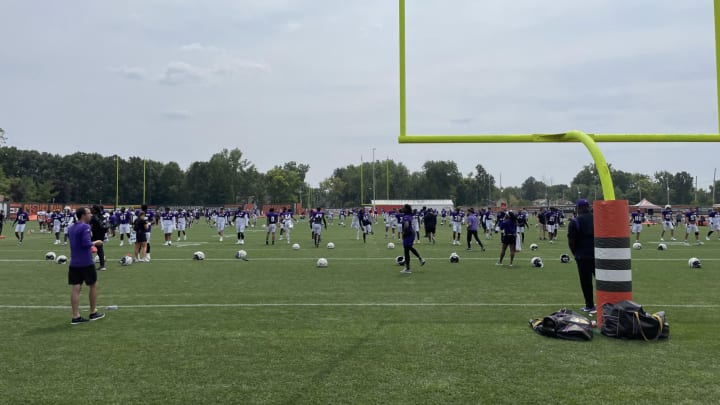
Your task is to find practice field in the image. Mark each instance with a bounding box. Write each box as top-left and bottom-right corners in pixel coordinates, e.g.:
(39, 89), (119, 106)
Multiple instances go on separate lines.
(1, 218), (719, 404)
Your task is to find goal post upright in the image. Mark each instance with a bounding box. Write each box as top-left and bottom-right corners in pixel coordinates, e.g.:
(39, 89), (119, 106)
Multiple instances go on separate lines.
(397, 0), (720, 322)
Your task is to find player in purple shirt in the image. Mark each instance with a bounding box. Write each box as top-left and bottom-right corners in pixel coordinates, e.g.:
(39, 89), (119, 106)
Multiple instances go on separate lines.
(312, 208), (328, 247)
(496, 211), (518, 267)
(12, 207), (29, 245)
(399, 204), (425, 274)
(659, 205), (676, 241)
(265, 208), (279, 245)
(465, 208), (485, 251)
(683, 208), (701, 245)
(68, 207), (105, 324)
(706, 208), (718, 240)
(630, 209), (645, 243)
(117, 207), (132, 246)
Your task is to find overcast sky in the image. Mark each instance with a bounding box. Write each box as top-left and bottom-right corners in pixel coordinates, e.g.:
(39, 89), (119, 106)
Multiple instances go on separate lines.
(1, 0), (718, 190)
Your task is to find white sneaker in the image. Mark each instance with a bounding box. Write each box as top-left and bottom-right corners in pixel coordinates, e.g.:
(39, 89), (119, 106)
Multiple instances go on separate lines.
(54, 240), (59, 245)
(660, 238), (664, 241)
(236, 240), (241, 245)
(119, 241), (124, 247)
(683, 241), (690, 245)
(219, 237), (223, 242)
(239, 240), (244, 245)
(670, 237), (677, 241)
(183, 236), (187, 240)
(146, 254), (151, 261)
(697, 241), (704, 245)
(177, 237), (181, 242)
(706, 236), (710, 241)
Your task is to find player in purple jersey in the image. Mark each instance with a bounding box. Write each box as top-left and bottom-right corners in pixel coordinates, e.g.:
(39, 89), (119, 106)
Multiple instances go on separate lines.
(234, 208), (248, 245)
(161, 207), (176, 245)
(683, 208), (702, 245)
(312, 208), (328, 247)
(706, 208), (718, 240)
(399, 204), (426, 274)
(117, 207), (132, 246)
(659, 205), (676, 241)
(12, 206), (29, 245)
(265, 208), (279, 245)
(629, 209), (645, 243)
(496, 211), (518, 267)
(465, 208), (485, 251)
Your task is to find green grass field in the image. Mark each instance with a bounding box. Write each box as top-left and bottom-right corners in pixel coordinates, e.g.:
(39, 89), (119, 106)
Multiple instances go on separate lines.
(1, 218), (719, 404)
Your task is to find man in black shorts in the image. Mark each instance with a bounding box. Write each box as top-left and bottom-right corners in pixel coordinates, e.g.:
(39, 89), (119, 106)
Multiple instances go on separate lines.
(68, 207), (106, 324)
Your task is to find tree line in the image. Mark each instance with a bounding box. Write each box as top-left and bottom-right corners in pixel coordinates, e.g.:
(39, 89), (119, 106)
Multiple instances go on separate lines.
(0, 146), (716, 207)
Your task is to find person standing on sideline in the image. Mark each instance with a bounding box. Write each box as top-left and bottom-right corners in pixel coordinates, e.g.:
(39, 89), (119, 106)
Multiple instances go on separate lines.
(629, 209), (645, 244)
(496, 211), (518, 267)
(400, 204), (425, 274)
(133, 211), (149, 262)
(68, 207), (105, 324)
(89, 205), (109, 271)
(423, 208), (437, 244)
(12, 206), (29, 245)
(568, 199), (596, 314)
(465, 208), (485, 251)
(0, 209), (5, 236)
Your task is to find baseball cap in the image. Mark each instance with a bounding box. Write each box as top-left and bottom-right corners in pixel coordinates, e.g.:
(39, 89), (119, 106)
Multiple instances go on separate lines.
(576, 199), (589, 207)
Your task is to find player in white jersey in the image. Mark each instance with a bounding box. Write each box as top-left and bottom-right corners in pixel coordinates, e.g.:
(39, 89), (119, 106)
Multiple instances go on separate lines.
(351, 209), (361, 240)
(161, 207), (175, 245)
(281, 208), (294, 244)
(215, 207), (228, 242)
(234, 208), (249, 245)
(176, 210), (187, 241)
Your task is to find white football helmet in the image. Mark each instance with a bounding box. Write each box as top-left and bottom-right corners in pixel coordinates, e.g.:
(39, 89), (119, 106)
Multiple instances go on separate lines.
(45, 252), (57, 261)
(326, 242), (335, 249)
(530, 243), (538, 251)
(560, 254), (571, 263)
(395, 255), (406, 266)
(292, 243), (300, 250)
(633, 242), (642, 250)
(56, 255), (68, 265)
(120, 255), (133, 266)
(193, 251), (205, 260)
(530, 256), (543, 268)
(235, 250), (248, 261)
(387, 242), (395, 249)
(316, 258), (328, 268)
(449, 252), (460, 263)
(688, 257), (701, 269)
(657, 243), (668, 251)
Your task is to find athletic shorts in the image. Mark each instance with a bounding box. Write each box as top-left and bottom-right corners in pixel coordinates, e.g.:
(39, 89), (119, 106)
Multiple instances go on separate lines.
(162, 222), (175, 233)
(267, 223), (277, 233)
(236, 222), (246, 232)
(686, 224), (698, 233)
(15, 224), (26, 233)
(425, 226), (436, 234)
(68, 265), (97, 286)
(119, 224), (131, 234)
(452, 222), (462, 233)
(546, 224), (557, 233)
(662, 221), (674, 231)
(312, 223), (322, 235)
(631, 223), (643, 233)
(177, 221), (186, 231)
(516, 226), (525, 233)
(502, 234), (517, 246)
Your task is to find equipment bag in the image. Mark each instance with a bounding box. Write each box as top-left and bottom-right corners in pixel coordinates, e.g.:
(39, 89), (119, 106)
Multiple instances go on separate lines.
(529, 308), (593, 341)
(600, 300), (669, 341)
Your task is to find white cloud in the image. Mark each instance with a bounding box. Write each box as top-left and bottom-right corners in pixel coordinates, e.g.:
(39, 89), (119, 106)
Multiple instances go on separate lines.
(179, 43), (226, 53)
(157, 61), (205, 85)
(162, 110), (191, 120)
(108, 66), (149, 80)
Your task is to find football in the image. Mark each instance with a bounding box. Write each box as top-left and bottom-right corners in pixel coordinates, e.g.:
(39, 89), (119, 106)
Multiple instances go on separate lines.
(235, 250), (248, 261)
(292, 243), (300, 250)
(316, 258), (328, 268)
(326, 242), (335, 249)
(387, 242), (395, 249)
(55, 255), (67, 264)
(193, 251), (205, 260)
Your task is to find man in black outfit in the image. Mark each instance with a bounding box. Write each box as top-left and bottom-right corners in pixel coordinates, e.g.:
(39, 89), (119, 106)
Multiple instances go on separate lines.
(0, 209), (5, 236)
(90, 205), (109, 271)
(423, 207), (437, 244)
(568, 199), (595, 314)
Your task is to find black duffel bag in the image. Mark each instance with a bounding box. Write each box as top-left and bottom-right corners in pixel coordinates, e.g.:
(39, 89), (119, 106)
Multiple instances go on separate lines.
(601, 300), (669, 341)
(529, 308), (593, 341)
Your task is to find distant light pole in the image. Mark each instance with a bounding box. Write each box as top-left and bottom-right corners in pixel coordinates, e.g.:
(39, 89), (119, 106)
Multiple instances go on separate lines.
(372, 148), (376, 214)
